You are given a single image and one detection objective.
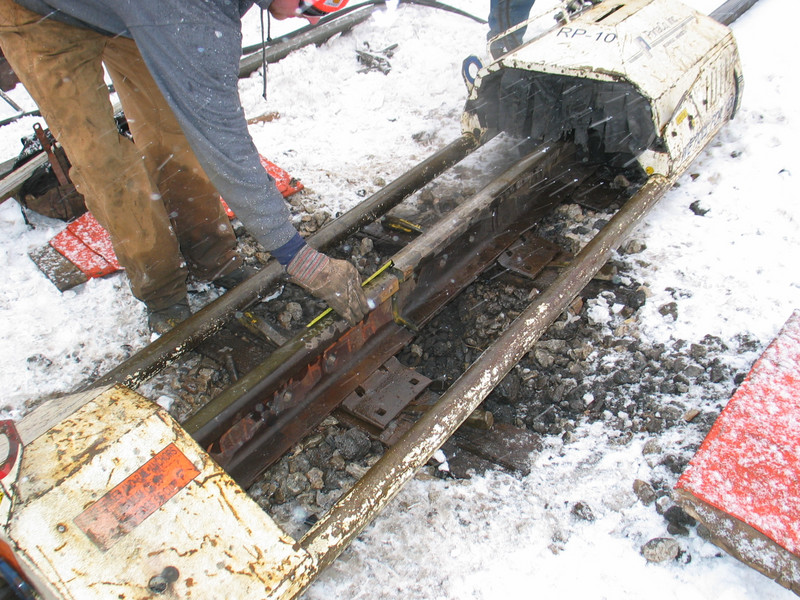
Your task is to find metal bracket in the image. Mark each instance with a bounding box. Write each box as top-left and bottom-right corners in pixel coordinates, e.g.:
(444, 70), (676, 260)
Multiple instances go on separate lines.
(497, 234), (560, 279)
(341, 357), (430, 429)
(391, 294), (419, 332)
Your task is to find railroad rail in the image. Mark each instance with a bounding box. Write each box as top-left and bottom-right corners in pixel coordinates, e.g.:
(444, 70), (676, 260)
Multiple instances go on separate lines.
(69, 132), (654, 495)
(74, 136), (636, 489)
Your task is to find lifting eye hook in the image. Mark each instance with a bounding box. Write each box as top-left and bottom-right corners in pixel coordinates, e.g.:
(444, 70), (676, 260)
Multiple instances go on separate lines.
(462, 55), (483, 91)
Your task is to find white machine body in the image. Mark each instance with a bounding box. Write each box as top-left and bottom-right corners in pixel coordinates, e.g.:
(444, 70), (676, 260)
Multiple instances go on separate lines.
(462, 0), (743, 177)
(0, 386), (314, 599)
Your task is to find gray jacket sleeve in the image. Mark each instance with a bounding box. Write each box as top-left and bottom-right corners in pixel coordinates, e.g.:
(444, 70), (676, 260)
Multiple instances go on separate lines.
(126, 1), (297, 251)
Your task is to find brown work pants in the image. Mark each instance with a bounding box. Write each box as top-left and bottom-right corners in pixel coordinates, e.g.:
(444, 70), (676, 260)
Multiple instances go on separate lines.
(0, 0), (241, 310)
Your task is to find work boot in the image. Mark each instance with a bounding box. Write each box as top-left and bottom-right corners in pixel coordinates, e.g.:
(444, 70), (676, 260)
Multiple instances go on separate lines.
(213, 264), (257, 290)
(147, 299), (192, 334)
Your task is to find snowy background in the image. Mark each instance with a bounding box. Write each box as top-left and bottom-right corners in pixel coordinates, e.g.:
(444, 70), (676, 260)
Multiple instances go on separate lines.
(1, 0), (799, 598)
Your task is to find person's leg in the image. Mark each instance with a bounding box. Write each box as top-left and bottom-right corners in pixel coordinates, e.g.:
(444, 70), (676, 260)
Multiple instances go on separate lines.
(102, 36), (242, 283)
(488, 0), (535, 58)
(0, 0), (188, 310)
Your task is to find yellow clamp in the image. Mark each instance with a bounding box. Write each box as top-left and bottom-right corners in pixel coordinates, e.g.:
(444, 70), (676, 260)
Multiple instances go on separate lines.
(382, 215), (424, 234)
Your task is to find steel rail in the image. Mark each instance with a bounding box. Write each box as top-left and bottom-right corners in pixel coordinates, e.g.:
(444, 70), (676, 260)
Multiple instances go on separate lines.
(87, 133), (478, 390)
(710, 0), (761, 25)
(186, 145), (575, 487)
(298, 173), (674, 581)
(185, 144), (554, 444)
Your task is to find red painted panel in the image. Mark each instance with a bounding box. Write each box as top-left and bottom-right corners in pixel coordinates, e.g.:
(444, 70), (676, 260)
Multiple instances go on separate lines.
(677, 310), (800, 554)
(49, 228), (115, 278)
(66, 212), (121, 270)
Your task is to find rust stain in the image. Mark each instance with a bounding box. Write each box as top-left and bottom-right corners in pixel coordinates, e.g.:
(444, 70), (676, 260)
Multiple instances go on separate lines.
(74, 444), (199, 551)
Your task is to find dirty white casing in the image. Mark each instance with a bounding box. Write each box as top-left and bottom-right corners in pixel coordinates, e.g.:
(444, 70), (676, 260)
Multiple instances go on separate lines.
(462, 0), (743, 177)
(0, 386), (313, 599)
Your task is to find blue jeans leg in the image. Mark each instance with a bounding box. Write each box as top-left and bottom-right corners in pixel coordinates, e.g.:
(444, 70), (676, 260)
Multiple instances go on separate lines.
(488, 0), (535, 56)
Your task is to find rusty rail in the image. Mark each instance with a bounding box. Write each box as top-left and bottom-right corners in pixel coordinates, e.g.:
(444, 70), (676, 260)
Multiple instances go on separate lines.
(185, 144), (577, 486)
(298, 173), (674, 582)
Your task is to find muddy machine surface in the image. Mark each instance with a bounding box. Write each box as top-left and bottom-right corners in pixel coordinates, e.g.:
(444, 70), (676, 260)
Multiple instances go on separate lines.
(0, 1), (743, 597)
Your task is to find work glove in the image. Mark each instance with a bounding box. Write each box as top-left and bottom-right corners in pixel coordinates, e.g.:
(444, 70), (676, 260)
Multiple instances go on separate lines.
(287, 245), (369, 326)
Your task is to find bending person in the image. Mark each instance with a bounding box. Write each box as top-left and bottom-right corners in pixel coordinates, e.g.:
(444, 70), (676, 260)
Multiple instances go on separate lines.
(0, 0), (367, 333)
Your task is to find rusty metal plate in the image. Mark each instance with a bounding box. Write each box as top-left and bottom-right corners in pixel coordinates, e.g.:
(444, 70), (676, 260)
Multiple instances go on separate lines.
(29, 243), (88, 291)
(497, 234), (560, 279)
(341, 356), (431, 429)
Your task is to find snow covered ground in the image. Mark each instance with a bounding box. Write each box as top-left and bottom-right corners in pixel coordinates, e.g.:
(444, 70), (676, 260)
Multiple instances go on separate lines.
(1, 0), (799, 598)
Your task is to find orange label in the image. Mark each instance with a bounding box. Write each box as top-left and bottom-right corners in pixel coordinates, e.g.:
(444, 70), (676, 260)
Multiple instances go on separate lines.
(74, 443), (199, 551)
